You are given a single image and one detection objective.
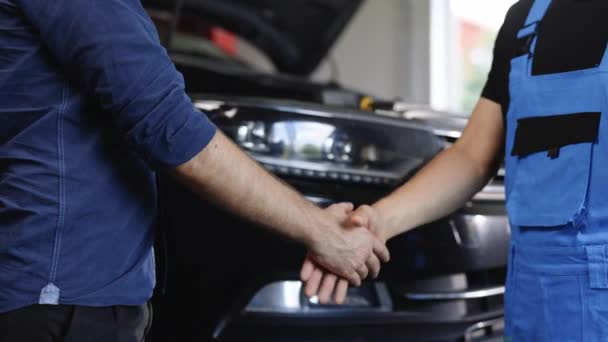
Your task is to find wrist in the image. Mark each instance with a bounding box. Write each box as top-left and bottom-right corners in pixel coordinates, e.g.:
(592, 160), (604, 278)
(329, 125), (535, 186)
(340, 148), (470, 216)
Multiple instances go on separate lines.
(372, 200), (401, 242)
(300, 206), (332, 252)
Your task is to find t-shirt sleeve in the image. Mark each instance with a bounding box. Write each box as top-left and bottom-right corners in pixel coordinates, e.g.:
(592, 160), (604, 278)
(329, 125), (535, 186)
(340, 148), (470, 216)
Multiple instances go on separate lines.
(481, 4), (522, 115)
(482, 26), (510, 114)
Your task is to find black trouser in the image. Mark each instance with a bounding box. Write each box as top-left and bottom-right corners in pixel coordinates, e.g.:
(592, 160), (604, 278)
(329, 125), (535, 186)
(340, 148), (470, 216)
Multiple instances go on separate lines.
(0, 302), (152, 342)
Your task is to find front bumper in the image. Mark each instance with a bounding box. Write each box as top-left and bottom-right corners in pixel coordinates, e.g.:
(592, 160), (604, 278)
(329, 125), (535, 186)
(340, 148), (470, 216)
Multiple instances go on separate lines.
(213, 280), (504, 341)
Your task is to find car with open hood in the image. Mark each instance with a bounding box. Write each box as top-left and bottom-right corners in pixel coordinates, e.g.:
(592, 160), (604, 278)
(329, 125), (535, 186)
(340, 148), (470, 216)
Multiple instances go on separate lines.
(142, 1), (509, 341)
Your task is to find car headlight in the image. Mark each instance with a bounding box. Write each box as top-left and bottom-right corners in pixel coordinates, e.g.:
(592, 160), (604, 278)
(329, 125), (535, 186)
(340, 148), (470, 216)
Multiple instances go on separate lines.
(195, 98), (444, 186)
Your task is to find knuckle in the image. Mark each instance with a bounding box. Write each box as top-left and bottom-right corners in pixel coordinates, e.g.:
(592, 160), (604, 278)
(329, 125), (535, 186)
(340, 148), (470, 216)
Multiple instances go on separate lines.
(341, 265), (349, 275)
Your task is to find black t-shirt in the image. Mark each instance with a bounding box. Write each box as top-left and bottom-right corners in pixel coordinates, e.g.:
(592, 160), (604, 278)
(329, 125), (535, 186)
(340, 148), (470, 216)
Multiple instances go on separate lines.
(482, 0), (608, 115)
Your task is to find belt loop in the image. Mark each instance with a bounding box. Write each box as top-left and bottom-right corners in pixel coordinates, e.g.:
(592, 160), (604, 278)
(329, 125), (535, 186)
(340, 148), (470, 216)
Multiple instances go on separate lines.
(586, 245), (608, 289)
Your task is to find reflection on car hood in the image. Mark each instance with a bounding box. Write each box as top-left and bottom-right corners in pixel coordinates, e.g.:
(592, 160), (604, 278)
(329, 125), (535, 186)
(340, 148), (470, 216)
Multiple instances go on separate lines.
(375, 105), (468, 140)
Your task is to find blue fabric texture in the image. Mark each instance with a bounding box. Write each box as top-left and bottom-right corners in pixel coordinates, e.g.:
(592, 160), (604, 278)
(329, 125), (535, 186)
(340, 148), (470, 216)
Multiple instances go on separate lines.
(0, 0), (216, 313)
(504, 0), (608, 340)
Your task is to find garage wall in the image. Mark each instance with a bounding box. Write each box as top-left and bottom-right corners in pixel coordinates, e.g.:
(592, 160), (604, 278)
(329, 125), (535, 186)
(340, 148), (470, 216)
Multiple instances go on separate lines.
(312, 0), (431, 104)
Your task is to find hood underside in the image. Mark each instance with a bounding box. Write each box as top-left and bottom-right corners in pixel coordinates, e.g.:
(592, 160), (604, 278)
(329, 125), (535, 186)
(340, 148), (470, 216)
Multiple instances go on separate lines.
(144, 0), (363, 75)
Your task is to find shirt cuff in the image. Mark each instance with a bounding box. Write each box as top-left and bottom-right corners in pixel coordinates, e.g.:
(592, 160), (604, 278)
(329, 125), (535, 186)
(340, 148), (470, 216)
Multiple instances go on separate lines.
(147, 108), (217, 169)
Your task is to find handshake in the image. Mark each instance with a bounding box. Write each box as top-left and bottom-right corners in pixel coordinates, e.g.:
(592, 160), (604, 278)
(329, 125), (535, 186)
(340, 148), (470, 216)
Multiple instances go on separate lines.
(300, 202), (389, 305)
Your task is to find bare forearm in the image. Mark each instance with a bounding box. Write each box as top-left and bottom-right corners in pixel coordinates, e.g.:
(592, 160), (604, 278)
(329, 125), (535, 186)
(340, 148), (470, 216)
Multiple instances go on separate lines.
(172, 130), (324, 246)
(374, 98), (504, 241)
(375, 146), (495, 240)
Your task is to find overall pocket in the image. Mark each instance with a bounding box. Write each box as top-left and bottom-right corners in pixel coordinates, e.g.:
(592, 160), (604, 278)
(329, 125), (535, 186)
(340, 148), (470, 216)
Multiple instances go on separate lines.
(507, 112), (600, 227)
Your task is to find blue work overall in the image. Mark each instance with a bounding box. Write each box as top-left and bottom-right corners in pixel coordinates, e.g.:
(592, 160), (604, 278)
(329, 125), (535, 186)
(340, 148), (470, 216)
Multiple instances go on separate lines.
(504, 0), (608, 340)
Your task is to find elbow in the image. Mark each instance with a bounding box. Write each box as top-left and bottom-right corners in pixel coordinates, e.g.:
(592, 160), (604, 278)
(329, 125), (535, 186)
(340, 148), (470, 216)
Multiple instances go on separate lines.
(451, 143), (497, 185)
(474, 155), (498, 182)
(472, 158), (494, 185)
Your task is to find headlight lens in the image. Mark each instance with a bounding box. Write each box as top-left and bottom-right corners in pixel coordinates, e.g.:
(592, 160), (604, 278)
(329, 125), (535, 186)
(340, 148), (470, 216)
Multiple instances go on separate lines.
(196, 99), (443, 186)
(236, 121), (355, 163)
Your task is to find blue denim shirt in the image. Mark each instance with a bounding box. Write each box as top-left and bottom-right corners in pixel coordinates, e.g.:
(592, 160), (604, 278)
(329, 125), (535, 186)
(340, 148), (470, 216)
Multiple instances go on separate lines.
(0, 0), (216, 312)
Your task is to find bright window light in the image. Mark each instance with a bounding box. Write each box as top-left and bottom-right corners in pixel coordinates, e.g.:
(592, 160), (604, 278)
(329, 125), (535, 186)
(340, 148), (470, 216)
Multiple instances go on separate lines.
(431, 0), (517, 114)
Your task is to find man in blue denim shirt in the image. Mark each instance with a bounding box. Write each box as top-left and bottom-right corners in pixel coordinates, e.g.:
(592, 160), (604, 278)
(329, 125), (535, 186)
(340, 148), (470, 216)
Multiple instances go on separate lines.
(0, 1), (390, 340)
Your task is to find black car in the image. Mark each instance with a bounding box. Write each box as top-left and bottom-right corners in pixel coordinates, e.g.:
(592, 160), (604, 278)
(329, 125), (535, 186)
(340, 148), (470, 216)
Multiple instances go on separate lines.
(143, 1), (509, 341)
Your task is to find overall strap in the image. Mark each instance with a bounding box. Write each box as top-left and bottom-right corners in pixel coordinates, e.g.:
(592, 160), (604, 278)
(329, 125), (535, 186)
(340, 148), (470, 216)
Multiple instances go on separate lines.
(510, 0), (552, 77)
(517, 0), (553, 39)
(599, 43), (608, 70)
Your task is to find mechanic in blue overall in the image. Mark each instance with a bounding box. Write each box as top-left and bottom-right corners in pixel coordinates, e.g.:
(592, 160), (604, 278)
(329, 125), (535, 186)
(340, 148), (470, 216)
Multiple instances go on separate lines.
(301, 0), (608, 339)
(0, 1), (390, 341)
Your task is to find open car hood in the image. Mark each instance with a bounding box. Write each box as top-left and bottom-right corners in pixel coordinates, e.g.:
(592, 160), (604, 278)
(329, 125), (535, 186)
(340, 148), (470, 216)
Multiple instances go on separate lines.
(144, 0), (363, 75)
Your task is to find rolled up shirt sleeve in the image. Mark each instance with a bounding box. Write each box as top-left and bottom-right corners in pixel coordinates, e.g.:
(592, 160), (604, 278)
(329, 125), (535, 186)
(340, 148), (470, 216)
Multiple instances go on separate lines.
(17, 0), (216, 168)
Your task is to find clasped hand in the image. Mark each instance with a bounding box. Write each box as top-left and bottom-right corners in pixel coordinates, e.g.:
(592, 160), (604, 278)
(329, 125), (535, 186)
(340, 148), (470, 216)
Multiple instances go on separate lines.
(302, 203), (388, 305)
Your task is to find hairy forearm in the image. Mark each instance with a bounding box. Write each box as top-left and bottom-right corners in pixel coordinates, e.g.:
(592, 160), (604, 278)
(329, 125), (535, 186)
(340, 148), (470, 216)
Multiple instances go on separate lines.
(171, 130), (325, 246)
